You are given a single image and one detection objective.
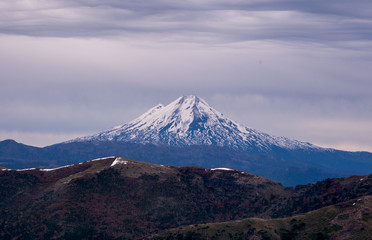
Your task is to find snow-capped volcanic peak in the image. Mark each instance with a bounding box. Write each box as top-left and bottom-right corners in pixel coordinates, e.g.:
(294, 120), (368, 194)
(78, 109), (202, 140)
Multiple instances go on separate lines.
(128, 96), (226, 134)
(71, 95), (317, 151)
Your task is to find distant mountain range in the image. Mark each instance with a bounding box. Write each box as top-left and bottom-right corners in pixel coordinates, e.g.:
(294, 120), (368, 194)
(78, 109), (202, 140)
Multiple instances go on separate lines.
(1, 156), (371, 239)
(0, 95), (372, 186)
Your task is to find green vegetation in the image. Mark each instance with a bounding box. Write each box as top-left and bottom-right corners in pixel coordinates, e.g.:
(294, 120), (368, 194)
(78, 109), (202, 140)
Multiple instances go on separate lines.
(1, 157), (371, 239)
(149, 196), (372, 240)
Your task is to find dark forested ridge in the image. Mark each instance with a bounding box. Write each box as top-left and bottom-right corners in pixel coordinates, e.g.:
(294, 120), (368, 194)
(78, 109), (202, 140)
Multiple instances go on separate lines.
(1, 139), (371, 186)
(148, 196), (372, 240)
(1, 156), (371, 239)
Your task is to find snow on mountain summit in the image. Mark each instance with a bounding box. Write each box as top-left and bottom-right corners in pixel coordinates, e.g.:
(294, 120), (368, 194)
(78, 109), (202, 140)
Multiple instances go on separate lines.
(70, 95), (317, 151)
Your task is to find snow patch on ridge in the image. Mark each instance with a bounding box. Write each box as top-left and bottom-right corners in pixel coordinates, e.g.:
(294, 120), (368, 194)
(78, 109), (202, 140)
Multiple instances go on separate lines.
(88, 156), (116, 162)
(2, 156), (119, 172)
(40, 164), (75, 172)
(211, 168), (234, 171)
(111, 158), (129, 167)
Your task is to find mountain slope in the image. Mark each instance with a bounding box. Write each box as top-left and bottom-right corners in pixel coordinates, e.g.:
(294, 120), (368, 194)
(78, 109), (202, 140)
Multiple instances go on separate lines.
(1, 95), (372, 186)
(1, 157), (371, 239)
(0, 139), (360, 186)
(0, 156), (288, 239)
(70, 95), (316, 152)
(149, 196), (372, 240)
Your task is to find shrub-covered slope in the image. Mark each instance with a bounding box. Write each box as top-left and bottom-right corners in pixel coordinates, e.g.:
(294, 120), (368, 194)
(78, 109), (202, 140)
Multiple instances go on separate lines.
(1, 156), (371, 239)
(149, 196), (372, 240)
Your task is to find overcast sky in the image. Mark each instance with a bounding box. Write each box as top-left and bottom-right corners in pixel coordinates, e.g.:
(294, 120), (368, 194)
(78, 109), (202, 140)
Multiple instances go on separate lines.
(1, 0), (372, 152)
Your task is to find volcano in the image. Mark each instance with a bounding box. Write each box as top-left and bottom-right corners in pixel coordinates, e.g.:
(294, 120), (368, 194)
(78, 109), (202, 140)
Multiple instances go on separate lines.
(70, 95), (316, 152)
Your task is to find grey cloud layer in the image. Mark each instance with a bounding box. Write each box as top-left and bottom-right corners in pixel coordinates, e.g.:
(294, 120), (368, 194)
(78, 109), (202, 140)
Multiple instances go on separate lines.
(1, 0), (372, 43)
(1, 0), (372, 150)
